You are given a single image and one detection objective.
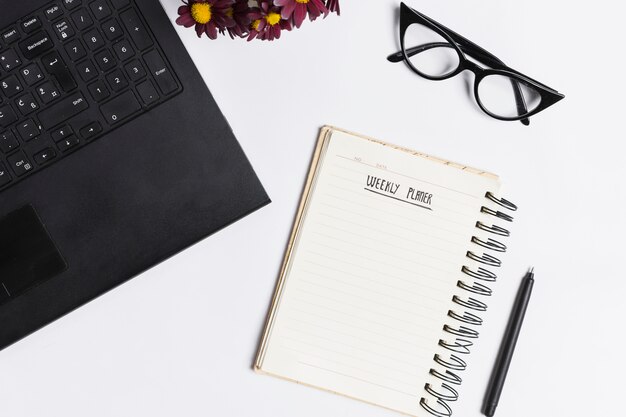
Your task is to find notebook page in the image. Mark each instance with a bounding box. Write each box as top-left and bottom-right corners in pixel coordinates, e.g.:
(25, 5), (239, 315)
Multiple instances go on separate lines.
(258, 129), (499, 416)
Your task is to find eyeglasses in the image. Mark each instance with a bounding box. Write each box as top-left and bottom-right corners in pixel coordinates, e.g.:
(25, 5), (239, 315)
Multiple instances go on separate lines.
(387, 3), (564, 125)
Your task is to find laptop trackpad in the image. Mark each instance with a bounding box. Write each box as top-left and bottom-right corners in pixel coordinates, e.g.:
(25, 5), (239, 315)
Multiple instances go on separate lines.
(0, 205), (67, 306)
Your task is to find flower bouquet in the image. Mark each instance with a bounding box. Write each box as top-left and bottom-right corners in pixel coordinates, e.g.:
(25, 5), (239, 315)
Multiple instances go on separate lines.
(176, 0), (340, 41)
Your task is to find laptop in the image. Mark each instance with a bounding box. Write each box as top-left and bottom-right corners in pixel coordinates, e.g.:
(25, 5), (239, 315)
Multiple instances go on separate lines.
(0, 0), (270, 351)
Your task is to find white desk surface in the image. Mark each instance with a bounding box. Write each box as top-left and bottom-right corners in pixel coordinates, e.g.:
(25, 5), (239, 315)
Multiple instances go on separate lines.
(1, 0), (623, 416)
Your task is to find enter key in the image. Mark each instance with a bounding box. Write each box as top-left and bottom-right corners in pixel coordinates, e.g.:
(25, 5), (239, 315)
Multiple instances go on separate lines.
(143, 50), (177, 96)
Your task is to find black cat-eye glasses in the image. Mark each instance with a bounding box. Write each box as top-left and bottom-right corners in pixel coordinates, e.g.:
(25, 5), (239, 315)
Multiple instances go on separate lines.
(387, 3), (565, 125)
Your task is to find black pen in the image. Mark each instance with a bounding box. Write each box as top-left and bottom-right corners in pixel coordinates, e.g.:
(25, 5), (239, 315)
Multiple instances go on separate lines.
(483, 268), (535, 417)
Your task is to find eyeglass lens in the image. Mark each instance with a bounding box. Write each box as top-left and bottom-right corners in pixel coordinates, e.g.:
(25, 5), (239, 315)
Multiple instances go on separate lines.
(403, 23), (460, 78)
(477, 75), (542, 118)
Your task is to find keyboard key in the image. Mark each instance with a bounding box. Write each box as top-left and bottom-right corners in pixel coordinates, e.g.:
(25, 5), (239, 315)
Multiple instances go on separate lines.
(21, 17), (42, 34)
(53, 19), (75, 41)
(83, 28), (105, 50)
(63, 0), (82, 10)
(65, 38), (86, 61)
(121, 9), (152, 50)
(2, 28), (20, 44)
(136, 80), (159, 106)
(0, 49), (21, 71)
(76, 59), (97, 82)
(111, 0), (130, 8)
(0, 105), (18, 127)
(34, 147), (57, 165)
(21, 63), (45, 86)
(100, 90), (140, 124)
(0, 131), (19, 153)
(91, 0), (112, 20)
(38, 92), (88, 129)
(95, 49), (116, 72)
(42, 52), (77, 92)
(102, 19), (123, 41)
(18, 31), (53, 60)
(88, 80), (110, 102)
(15, 93), (39, 115)
(71, 8), (93, 30)
(51, 125), (73, 141)
(44, 4), (64, 21)
(79, 121), (102, 140)
(0, 163), (11, 187)
(144, 50), (177, 95)
(17, 119), (40, 141)
(1, 75), (23, 98)
(112, 39), (134, 61)
(7, 151), (33, 176)
(106, 69), (127, 92)
(57, 135), (79, 152)
(36, 81), (61, 104)
(125, 60), (145, 81)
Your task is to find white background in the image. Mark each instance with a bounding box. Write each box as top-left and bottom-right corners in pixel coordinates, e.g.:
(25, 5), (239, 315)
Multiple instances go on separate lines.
(1, 0), (623, 416)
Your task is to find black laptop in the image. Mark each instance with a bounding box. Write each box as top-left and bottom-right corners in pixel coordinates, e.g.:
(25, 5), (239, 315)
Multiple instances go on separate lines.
(0, 0), (270, 351)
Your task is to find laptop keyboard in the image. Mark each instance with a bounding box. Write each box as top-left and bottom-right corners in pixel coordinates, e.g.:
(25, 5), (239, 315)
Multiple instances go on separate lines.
(0, 0), (181, 192)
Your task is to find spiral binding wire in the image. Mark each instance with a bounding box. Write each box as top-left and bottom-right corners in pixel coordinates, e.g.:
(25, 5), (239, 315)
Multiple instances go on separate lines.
(420, 192), (517, 417)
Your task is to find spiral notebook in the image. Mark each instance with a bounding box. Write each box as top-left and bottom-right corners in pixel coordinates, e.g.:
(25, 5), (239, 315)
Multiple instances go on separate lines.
(255, 126), (517, 417)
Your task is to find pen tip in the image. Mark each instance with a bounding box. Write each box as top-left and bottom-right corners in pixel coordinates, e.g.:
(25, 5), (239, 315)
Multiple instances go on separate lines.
(529, 266), (534, 274)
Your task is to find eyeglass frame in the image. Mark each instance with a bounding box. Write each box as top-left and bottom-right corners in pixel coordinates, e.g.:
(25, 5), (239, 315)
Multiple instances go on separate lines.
(387, 2), (565, 125)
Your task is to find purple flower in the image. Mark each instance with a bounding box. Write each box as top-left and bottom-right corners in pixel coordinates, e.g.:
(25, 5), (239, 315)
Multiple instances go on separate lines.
(274, 0), (328, 28)
(247, 1), (292, 41)
(326, 0), (339, 15)
(176, 0), (236, 39)
(221, 0), (252, 39)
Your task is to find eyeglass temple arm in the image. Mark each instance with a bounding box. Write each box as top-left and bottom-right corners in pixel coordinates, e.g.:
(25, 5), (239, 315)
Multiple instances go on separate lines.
(388, 43), (530, 126)
(388, 43), (493, 64)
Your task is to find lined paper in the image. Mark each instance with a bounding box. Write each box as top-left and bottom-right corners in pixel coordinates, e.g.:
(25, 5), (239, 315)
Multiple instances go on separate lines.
(257, 129), (500, 416)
